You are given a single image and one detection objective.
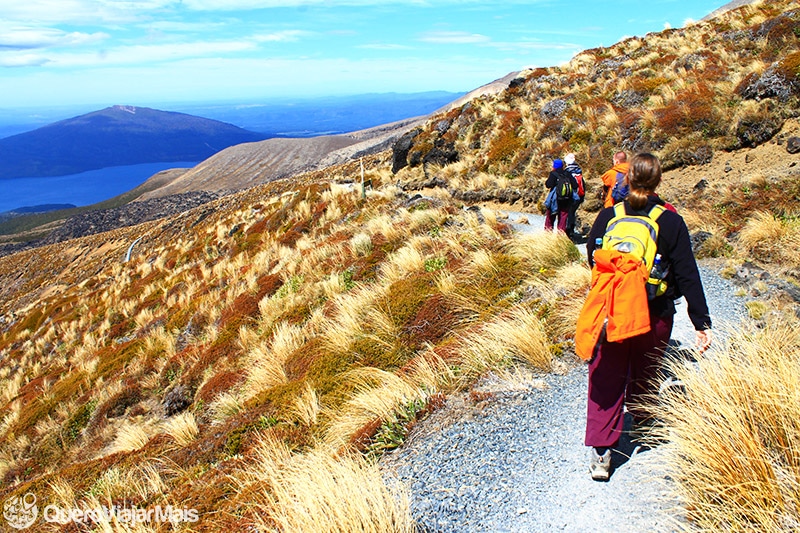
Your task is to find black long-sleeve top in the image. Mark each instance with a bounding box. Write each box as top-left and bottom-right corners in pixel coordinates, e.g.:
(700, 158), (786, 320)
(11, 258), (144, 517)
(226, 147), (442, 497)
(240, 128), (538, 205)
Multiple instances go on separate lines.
(545, 169), (578, 207)
(586, 195), (712, 331)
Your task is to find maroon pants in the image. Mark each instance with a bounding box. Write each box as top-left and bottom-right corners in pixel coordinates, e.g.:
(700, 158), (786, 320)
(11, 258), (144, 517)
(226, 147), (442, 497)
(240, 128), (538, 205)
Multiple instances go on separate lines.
(544, 208), (568, 232)
(585, 314), (674, 448)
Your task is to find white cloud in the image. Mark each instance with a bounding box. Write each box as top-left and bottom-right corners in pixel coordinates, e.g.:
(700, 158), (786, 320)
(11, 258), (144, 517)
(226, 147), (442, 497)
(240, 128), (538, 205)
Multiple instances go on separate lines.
(0, 0), (173, 24)
(0, 53), (50, 67)
(143, 21), (229, 33)
(419, 31), (491, 44)
(0, 27), (109, 50)
(22, 40), (258, 69)
(253, 30), (312, 43)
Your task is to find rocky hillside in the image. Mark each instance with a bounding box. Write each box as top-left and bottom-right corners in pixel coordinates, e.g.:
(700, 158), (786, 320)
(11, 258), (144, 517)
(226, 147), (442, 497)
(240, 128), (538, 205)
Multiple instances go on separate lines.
(387, 0), (800, 217)
(0, 2), (798, 531)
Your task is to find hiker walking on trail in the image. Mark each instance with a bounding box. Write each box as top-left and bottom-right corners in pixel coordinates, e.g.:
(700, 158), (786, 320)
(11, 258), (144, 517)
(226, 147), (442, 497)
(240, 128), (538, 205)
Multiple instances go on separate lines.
(543, 159), (577, 233)
(564, 153), (585, 239)
(600, 151), (630, 208)
(575, 153), (712, 481)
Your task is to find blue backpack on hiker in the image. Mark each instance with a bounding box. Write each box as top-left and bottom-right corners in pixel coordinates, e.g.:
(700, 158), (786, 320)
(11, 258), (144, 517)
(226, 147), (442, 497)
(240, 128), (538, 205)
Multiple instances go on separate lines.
(610, 171), (629, 203)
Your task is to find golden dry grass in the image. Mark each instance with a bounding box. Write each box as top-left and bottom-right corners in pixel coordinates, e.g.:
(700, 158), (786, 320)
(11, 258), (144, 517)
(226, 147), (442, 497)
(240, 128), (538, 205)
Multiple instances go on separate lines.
(654, 318), (800, 531)
(163, 411), (199, 446)
(323, 367), (426, 451)
(242, 434), (414, 533)
(736, 211), (800, 267)
(458, 306), (552, 380)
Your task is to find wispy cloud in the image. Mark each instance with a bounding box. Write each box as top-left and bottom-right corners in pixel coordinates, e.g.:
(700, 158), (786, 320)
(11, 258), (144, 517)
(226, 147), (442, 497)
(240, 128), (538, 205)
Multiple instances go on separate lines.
(419, 31), (491, 44)
(0, 53), (51, 67)
(253, 30), (312, 43)
(0, 0), (172, 24)
(3, 40), (258, 69)
(0, 27), (109, 50)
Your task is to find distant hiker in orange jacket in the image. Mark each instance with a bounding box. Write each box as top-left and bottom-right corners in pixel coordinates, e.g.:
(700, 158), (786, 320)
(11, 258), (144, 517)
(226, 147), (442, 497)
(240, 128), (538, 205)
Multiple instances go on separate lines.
(580, 153), (712, 481)
(600, 151), (630, 208)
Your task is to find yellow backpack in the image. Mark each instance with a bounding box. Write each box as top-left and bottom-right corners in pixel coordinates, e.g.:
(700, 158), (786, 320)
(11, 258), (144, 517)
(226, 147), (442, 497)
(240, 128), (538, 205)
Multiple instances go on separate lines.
(602, 203), (668, 299)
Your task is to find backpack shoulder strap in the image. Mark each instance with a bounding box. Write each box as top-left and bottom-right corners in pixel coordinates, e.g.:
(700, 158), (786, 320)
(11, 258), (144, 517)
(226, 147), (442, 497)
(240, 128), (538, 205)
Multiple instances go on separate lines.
(612, 202), (626, 218)
(647, 204), (666, 221)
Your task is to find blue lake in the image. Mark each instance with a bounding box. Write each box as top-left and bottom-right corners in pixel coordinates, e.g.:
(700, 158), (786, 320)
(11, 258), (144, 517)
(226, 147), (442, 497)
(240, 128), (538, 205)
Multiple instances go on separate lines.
(0, 162), (197, 214)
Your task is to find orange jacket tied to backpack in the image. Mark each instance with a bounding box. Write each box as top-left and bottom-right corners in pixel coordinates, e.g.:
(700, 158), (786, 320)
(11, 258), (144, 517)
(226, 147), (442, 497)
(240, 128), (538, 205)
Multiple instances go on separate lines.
(575, 248), (651, 361)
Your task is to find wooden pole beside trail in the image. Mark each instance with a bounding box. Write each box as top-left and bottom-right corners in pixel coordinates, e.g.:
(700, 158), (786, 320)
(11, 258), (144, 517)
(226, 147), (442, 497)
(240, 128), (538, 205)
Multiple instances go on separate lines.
(360, 158), (366, 199)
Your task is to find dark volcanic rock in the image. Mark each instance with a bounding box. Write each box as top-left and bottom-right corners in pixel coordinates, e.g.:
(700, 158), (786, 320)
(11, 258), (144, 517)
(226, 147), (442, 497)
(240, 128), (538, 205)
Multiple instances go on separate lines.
(735, 116), (782, 148)
(736, 62), (799, 103)
(423, 139), (459, 167)
(163, 384), (193, 416)
(540, 99), (567, 119)
(787, 137), (800, 154)
(42, 192), (219, 246)
(392, 128), (422, 174)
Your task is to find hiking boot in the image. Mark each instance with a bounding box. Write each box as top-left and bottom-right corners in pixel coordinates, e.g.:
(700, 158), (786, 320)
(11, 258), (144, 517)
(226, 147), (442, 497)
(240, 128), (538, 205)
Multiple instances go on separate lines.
(589, 447), (612, 481)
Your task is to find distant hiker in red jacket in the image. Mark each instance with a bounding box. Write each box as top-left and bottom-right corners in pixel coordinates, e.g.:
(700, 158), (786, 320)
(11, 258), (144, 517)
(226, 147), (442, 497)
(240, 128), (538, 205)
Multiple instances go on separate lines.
(581, 153), (712, 481)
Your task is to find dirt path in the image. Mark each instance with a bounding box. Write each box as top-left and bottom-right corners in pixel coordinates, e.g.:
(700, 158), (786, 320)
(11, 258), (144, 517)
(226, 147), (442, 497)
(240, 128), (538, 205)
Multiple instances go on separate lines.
(381, 210), (745, 532)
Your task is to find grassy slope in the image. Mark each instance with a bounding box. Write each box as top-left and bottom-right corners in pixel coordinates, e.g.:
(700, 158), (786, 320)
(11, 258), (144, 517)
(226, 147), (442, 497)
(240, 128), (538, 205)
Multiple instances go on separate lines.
(0, 1), (799, 531)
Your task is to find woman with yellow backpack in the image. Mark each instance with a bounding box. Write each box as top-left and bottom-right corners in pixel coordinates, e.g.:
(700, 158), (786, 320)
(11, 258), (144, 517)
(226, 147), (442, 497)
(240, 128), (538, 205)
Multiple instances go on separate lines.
(576, 153), (712, 481)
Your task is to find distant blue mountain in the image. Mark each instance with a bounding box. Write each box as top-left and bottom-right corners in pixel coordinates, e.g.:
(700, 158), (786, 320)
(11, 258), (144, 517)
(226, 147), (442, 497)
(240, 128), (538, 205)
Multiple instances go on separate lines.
(171, 91), (464, 136)
(0, 105), (268, 180)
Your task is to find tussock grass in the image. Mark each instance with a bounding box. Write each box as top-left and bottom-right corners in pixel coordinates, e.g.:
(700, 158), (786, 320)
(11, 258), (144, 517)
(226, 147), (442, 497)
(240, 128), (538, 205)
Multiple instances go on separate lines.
(245, 321), (306, 397)
(107, 420), (156, 455)
(537, 263), (592, 340)
(245, 437), (414, 533)
(380, 243), (426, 283)
(208, 390), (245, 423)
(654, 319), (800, 531)
(505, 231), (580, 271)
(289, 383), (320, 427)
(736, 211), (800, 267)
(324, 367), (426, 451)
(319, 286), (385, 354)
(350, 232), (373, 256)
(458, 306), (552, 379)
(163, 411), (199, 446)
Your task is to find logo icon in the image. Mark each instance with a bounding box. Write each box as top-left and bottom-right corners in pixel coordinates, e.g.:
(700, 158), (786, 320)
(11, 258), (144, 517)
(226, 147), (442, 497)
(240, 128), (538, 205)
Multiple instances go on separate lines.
(3, 493), (38, 530)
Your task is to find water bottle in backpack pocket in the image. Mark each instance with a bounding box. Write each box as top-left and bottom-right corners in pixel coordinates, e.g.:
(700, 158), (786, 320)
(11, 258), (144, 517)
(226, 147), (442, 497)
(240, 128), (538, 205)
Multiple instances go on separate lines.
(646, 253), (669, 299)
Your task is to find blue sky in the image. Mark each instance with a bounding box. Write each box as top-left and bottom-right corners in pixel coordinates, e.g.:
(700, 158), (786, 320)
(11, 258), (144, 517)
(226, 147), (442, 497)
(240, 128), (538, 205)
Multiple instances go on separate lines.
(0, 0), (729, 109)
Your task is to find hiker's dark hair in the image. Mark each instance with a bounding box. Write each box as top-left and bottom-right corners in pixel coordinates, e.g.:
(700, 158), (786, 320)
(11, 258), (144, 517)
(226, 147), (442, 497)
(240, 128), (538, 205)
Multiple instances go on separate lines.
(627, 153), (662, 210)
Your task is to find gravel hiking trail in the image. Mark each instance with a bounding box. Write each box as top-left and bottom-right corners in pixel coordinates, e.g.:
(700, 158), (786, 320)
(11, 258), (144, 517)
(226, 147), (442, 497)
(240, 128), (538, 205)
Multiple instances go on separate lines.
(381, 210), (745, 533)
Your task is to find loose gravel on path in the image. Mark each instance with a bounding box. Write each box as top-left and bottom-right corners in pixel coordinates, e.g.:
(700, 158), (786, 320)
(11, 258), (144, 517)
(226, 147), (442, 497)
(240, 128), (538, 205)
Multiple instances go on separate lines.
(381, 210), (746, 533)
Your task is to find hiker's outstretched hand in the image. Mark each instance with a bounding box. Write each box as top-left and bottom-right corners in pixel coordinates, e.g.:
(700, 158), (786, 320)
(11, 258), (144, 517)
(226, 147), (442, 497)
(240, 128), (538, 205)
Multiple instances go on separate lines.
(695, 329), (712, 354)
